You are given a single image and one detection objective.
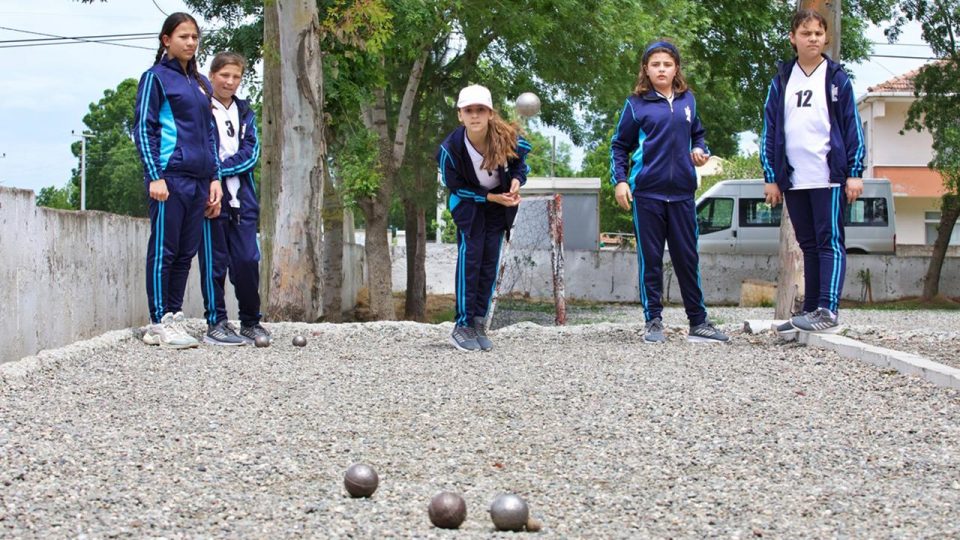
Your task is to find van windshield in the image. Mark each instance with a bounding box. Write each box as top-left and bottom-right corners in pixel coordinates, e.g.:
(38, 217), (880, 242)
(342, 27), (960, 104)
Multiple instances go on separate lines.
(696, 198), (734, 233)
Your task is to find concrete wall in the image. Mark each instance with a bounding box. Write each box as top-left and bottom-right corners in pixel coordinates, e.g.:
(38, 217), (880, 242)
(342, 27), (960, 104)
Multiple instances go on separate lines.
(3, 186), (361, 363)
(394, 242), (960, 304)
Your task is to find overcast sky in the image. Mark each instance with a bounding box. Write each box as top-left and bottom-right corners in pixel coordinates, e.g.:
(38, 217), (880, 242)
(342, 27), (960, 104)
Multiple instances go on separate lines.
(0, 1), (934, 194)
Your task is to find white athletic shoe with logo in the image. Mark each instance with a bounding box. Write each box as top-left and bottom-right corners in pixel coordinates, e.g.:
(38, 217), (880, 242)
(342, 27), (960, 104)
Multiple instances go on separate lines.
(142, 312), (200, 349)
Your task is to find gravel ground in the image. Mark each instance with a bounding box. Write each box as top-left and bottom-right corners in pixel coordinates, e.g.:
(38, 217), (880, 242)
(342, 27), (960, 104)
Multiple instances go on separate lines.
(2, 311), (960, 538)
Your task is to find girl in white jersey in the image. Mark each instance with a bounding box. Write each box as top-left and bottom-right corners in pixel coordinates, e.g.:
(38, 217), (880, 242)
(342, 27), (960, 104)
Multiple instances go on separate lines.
(760, 9), (866, 334)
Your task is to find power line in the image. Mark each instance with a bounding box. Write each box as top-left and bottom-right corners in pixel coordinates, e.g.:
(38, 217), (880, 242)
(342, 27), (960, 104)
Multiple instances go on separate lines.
(869, 41), (931, 48)
(151, 0), (169, 17)
(0, 32), (153, 45)
(868, 54), (940, 60)
(0, 37), (155, 49)
(0, 25), (154, 50)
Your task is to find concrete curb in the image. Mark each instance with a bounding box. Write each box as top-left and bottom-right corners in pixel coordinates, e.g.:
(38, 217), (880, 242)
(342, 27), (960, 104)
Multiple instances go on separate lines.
(745, 319), (960, 389)
(798, 332), (960, 390)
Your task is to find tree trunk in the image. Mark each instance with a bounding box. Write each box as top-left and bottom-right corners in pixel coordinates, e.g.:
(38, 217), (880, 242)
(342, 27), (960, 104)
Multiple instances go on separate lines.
(921, 194), (960, 301)
(260, 0), (326, 322)
(403, 199), (427, 321)
(360, 197), (395, 319)
(775, 205), (805, 319)
(322, 161), (344, 322)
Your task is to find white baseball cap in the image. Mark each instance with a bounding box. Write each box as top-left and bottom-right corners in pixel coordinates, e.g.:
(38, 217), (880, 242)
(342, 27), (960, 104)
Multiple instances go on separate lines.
(457, 84), (493, 109)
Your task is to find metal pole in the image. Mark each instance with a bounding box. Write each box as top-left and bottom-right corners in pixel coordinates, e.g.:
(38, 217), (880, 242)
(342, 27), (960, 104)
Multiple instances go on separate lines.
(550, 135), (556, 178)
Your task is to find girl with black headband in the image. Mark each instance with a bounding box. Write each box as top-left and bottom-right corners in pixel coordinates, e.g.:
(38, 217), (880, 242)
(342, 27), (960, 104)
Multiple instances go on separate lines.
(610, 40), (729, 344)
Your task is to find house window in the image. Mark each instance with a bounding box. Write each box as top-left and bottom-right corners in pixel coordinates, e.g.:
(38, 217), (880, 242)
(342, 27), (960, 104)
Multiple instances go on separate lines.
(924, 211), (960, 245)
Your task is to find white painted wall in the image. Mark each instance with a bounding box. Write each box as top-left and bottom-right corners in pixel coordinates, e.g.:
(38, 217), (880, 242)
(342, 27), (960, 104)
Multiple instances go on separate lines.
(860, 99), (934, 173)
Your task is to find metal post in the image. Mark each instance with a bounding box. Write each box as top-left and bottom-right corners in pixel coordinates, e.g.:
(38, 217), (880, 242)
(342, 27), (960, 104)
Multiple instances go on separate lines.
(72, 130), (95, 211)
(550, 135), (556, 178)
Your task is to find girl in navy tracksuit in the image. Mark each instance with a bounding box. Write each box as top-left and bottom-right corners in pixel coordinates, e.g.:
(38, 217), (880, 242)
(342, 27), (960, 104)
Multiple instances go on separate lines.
(437, 85), (531, 352)
(134, 12), (222, 348)
(610, 41), (728, 344)
(198, 52), (270, 346)
(761, 10), (865, 334)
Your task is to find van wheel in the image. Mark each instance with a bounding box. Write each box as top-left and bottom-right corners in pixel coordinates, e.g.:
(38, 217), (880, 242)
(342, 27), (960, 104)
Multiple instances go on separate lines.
(846, 248), (867, 255)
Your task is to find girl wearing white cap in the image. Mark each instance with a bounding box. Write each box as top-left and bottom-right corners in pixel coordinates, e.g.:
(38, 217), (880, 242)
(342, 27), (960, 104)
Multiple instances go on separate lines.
(436, 85), (532, 352)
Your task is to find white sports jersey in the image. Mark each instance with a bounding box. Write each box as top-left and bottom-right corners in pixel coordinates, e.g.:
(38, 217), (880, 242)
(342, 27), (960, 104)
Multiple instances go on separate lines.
(212, 98), (242, 208)
(464, 132), (500, 190)
(784, 61), (831, 189)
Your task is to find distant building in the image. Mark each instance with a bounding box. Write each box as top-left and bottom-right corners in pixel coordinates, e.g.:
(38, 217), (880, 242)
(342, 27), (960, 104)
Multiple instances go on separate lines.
(857, 66), (959, 248)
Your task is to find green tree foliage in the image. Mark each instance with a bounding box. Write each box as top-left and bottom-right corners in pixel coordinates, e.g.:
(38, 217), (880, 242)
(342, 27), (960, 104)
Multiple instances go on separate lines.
(580, 133), (633, 234)
(35, 184), (76, 210)
(55, 78), (145, 217)
(889, 0), (960, 299)
(523, 129), (574, 178)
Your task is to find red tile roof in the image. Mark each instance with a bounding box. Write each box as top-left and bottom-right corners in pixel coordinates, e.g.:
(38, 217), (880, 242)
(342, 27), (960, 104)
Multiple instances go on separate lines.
(867, 69), (918, 93)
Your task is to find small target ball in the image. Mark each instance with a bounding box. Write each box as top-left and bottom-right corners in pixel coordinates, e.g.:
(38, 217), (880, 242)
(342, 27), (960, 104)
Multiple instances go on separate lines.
(292, 335), (307, 347)
(254, 335), (271, 348)
(490, 493), (529, 532)
(343, 463), (378, 498)
(526, 516), (543, 532)
(428, 491), (467, 529)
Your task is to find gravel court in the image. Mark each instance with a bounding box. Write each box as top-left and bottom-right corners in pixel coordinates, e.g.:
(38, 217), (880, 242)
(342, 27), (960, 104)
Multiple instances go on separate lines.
(2, 317), (960, 538)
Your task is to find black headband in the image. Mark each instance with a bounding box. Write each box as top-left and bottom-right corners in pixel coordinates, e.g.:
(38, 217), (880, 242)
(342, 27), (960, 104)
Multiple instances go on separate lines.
(643, 41), (680, 64)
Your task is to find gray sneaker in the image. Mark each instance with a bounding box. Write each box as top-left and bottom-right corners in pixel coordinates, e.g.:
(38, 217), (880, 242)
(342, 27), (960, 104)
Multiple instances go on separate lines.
(240, 323), (272, 344)
(792, 308), (841, 333)
(142, 312), (200, 349)
(449, 325), (481, 352)
(688, 321), (729, 343)
(204, 320), (246, 346)
(473, 317), (493, 351)
(644, 317), (666, 343)
(776, 311), (811, 337)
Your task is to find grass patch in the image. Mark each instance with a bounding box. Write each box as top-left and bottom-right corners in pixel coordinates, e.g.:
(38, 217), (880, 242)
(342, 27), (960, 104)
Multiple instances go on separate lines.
(843, 295), (960, 311)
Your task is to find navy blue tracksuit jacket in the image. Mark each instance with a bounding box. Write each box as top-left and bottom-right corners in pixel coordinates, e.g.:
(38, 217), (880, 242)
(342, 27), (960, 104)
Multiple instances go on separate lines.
(610, 89), (710, 325)
(437, 126), (531, 327)
(199, 96), (263, 327)
(759, 56), (866, 314)
(134, 56), (220, 324)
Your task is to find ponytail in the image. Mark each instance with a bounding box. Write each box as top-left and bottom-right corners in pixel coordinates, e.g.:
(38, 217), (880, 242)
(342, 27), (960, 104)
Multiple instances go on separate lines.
(481, 111), (521, 171)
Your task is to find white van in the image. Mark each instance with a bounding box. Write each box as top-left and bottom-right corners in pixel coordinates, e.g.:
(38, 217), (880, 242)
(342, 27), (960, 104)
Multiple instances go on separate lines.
(695, 178), (896, 254)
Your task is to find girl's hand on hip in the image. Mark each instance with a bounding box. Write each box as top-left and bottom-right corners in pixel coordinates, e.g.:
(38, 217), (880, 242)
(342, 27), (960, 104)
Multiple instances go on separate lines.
(149, 179), (169, 201)
(763, 182), (782, 206)
(209, 180), (223, 205)
(845, 178), (863, 203)
(614, 182), (633, 211)
(690, 148), (709, 167)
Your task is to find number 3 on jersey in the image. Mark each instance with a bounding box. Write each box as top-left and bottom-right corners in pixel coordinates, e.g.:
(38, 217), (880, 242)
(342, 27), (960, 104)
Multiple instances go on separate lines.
(795, 90), (812, 108)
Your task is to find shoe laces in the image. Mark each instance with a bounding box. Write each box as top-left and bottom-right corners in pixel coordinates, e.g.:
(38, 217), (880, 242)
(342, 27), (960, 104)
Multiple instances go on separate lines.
(454, 325), (478, 341)
(473, 319), (488, 338)
(646, 318), (664, 332)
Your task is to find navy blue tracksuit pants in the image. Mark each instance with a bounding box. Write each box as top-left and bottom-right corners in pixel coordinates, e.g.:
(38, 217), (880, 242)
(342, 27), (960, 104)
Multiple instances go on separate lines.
(785, 186), (846, 314)
(198, 208), (263, 326)
(631, 196), (708, 326)
(146, 175), (209, 324)
(454, 203), (506, 327)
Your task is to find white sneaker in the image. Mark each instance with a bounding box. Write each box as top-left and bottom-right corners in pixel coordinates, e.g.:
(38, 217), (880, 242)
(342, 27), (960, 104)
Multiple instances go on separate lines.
(142, 312), (199, 349)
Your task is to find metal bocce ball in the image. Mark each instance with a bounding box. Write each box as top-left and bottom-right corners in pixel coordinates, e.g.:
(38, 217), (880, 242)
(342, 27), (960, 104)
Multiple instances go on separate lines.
(343, 463), (379, 498)
(254, 335), (271, 348)
(428, 491), (467, 529)
(292, 335), (307, 347)
(489, 493), (529, 532)
(515, 92), (541, 118)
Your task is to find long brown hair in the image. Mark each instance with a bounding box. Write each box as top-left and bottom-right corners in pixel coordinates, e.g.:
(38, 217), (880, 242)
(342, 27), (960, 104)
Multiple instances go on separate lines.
(633, 43), (689, 96)
(790, 9), (829, 53)
(480, 110), (522, 171)
(154, 13), (207, 96)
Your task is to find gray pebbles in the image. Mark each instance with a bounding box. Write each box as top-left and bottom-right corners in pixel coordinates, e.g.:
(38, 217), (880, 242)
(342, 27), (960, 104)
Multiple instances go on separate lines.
(2, 308), (959, 538)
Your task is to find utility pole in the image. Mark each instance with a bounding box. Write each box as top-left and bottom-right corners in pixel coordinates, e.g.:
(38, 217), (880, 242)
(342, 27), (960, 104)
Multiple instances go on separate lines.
(72, 130), (95, 211)
(776, 0), (842, 319)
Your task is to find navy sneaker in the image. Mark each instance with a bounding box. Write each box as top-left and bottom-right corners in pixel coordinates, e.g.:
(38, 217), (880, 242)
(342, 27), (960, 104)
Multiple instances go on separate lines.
(644, 318), (666, 343)
(792, 308), (841, 333)
(473, 317), (493, 351)
(688, 321), (729, 343)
